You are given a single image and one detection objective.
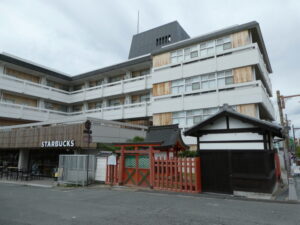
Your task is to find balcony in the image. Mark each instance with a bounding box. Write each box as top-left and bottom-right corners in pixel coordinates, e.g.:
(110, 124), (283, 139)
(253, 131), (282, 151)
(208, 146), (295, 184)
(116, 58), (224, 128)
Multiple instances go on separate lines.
(0, 73), (152, 103)
(152, 43), (272, 96)
(0, 101), (152, 122)
(152, 80), (275, 120)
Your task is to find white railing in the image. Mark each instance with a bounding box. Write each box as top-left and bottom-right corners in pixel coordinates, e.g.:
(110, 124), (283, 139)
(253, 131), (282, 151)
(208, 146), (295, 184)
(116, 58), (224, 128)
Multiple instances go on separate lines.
(152, 80), (275, 120)
(256, 46), (272, 94)
(0, 101), (152, 121)
(0, 73), (152, 103)
(152, 43), (272, 94)
(153, 43), (260, 72)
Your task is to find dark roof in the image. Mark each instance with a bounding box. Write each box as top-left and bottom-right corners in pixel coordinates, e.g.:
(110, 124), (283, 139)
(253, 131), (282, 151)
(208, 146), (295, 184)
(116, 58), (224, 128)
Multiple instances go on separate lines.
(145, 124), (188, 149)
(184, 104), (283, 137)
(73, 55), (151, 81)
(128, 21), (190, 59)
(0, 53), (151, 82)
(0, 53), (71, 81)
(152, 21), (272, 73)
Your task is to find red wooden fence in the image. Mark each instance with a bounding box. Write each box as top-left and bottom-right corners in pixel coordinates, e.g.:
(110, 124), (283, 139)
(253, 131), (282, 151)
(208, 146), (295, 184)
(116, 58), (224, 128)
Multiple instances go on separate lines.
(105, 156), (202, 193)
(153, 157), (201, 193)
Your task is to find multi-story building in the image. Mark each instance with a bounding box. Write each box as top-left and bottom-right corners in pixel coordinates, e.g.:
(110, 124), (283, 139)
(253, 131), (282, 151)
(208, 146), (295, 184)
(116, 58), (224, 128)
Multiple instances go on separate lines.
(0, 21), (274, 145)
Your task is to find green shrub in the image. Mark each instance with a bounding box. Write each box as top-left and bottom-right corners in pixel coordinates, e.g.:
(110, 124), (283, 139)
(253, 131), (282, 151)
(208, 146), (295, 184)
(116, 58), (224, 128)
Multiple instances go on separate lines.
(178, 150), (199, 158)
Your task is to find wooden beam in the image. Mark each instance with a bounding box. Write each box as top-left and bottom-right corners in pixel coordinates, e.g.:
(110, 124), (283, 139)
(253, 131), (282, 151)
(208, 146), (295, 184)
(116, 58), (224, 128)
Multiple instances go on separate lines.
(115, 150), (160, 154)
(199, 140), (264, 143)
(195, 128), (262, 136)
(226, 116), (230, 129)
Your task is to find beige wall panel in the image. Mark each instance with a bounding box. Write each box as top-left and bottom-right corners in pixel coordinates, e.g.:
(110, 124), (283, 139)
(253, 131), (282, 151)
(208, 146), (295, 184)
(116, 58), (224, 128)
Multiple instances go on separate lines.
(233, 66), (253, 84)
(153, 113), (172, 126)
(236, 104), (257, 118)
(5, 68), (40, 83)
(3, 93), (38, 107)
(231, 30), (250, 48)
(153, 52), (171, 68)
(153, 82), (171, 96)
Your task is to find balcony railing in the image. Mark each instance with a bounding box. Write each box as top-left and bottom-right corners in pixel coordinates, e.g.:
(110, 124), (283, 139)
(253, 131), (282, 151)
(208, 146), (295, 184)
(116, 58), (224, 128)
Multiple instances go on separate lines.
(152, 80), (275, 120)
(0, 73), (152, 103)
(0, 101), (152, 122)
(152, 43), (272, 96)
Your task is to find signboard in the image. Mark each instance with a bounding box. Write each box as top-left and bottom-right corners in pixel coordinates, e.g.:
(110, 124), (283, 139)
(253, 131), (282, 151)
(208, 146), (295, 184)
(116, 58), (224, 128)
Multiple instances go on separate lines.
(107, 155), (117, 165)
(41, 140), (75, 148)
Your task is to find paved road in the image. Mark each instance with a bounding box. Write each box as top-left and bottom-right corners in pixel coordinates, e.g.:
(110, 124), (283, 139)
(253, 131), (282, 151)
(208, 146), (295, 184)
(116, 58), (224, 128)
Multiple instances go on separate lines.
(0, 183), (299, 225)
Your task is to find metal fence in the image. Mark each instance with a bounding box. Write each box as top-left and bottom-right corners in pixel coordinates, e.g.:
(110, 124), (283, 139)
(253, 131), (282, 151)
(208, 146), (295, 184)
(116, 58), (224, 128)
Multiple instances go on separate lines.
(58, 155), (96, 186)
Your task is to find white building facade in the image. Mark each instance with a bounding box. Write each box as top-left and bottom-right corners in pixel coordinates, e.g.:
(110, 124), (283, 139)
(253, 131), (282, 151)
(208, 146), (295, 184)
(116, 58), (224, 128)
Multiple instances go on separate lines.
(0, 21), (274, 145)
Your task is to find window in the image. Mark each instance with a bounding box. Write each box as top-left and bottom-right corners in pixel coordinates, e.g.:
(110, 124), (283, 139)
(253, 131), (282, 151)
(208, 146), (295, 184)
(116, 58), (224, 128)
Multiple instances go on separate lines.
(171, 49), (183, 63)
(109, 99), (122, 107)
(185, 76), (201, 92)
(72, 105), (82, 112)
(3, 98), (15, 104)
(109, 75), (123, 83)
(184, 45), (199, 60)
(89, 79), (103, 87)
(95, 102), (102, 109)
(200, 40), (214, 57)
(73, 84), (84, 91)
(217, 70), (233, 87)
(171, 79), (184, 94)
(216, 36), (232, 53)
(172, 111), (186, 127)
(172, 107), (219, 127)
(140, 93), (150, 102)
(46, 80), (55, 88)
(45, 102), (54, 110)
(156, 35), (171, 46)
(201, 73), (216, 89)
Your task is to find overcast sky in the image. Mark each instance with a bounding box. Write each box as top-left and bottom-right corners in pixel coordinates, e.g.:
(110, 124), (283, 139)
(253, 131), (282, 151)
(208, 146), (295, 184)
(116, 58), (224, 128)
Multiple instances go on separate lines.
(0, 0), (300, 134)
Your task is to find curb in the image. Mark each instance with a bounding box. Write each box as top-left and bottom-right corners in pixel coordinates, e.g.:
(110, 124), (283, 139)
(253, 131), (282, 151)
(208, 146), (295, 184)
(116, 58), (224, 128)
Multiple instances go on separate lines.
(105, 185), (300, 205)
(0, 180), (53, 188)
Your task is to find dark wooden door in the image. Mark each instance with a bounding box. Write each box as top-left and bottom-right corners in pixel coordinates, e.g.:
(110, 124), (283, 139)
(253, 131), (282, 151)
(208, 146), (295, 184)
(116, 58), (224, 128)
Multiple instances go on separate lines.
(199, 151), (232, 194)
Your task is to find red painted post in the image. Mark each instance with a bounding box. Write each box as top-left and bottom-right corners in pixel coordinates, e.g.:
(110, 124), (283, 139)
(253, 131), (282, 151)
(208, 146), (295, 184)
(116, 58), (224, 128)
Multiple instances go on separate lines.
(149, 146), (154, 188)
(114, 158), (118, 184)
(175, 157), (178, 191)
(179, 158), (183, 192)
(170, 158), (173, 190)
(190, 158), (194, 192)
(166, 158), (169, 189)
(184, 157), (188, 192)
(157, 157), (160, 189)
(118, 146), (125, 185)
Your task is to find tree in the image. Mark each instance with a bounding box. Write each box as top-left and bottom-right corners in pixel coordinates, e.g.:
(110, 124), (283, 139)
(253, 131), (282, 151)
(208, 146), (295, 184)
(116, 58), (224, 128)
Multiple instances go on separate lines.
(296, 146), (300, 158)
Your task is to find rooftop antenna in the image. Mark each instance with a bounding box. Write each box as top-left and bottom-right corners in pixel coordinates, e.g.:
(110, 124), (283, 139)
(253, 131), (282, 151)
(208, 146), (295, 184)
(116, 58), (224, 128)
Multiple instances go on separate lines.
(137, 10), (140, 34)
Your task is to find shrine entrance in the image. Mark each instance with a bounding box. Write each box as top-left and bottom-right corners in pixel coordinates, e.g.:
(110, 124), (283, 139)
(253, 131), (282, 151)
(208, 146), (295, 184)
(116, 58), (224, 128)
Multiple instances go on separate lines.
(124, 154), (150, 187)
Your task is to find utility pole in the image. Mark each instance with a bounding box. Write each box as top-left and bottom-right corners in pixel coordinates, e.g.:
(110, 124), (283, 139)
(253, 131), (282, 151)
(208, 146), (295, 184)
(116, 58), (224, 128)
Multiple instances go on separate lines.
(285, 114), (290, 152)
(276, 90), (284, 125)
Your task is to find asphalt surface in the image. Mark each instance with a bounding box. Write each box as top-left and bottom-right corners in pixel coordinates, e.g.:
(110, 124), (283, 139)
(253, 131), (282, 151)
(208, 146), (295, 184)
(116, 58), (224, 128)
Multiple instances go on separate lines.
(0, 183), (299, 225)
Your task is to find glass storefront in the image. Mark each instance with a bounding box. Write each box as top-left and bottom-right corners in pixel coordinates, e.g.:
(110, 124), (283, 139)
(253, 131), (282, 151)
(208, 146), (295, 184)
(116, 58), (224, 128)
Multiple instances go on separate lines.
(29, 149), (74, 177)
(0, 150), (19, 168)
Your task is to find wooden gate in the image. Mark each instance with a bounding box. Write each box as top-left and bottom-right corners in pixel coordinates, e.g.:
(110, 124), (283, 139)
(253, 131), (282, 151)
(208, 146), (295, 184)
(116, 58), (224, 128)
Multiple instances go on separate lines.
(123, 155), (150, 187)
(198, 151), (232, 194)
